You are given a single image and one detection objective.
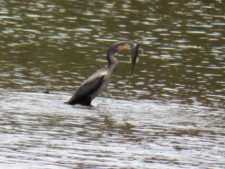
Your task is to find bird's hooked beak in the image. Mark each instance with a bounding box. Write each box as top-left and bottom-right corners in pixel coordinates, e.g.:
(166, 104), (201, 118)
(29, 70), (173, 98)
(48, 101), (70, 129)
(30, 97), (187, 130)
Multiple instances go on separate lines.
(110, 41), (139, 74)
(130, 42), (139, 74)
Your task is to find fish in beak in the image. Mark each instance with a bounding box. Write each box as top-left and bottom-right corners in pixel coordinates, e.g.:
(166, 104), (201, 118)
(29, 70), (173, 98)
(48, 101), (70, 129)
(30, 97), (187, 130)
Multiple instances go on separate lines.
(130, 42), (140, 74)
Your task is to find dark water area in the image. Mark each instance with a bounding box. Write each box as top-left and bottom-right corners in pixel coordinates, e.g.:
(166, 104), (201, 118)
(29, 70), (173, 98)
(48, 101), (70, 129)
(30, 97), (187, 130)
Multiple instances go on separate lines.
(0, 0), (224, 108)
(0, 0), (225, 168)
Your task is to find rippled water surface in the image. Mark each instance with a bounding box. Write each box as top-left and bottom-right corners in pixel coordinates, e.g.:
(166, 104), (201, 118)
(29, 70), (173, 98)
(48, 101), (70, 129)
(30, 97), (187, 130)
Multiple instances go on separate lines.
(0, 0), (225, 168)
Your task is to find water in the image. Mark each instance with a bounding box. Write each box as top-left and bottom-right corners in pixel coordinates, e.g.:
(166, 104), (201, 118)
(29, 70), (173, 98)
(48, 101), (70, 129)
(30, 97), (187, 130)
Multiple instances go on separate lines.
(0, 0), (225, 168)
(1, 91), (224, 169)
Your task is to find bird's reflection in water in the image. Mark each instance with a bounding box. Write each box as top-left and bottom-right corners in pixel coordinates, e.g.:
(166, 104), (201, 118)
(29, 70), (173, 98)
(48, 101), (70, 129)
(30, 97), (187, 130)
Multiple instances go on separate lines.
(76, 114), (136, 142)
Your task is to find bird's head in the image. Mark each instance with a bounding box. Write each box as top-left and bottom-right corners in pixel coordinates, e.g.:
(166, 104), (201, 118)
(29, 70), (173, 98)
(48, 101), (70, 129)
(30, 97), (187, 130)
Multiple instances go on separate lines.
(109, 41), (133, 53)
(108, 41), (140, 73)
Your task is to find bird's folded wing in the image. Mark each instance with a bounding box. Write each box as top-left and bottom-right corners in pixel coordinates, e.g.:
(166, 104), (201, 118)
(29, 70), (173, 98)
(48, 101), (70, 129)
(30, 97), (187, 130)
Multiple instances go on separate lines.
(69, 74), (105, 102)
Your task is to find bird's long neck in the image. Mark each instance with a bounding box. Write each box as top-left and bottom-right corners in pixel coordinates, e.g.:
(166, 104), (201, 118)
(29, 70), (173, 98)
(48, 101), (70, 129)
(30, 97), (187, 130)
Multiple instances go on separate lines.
(107, 50), (119, 71)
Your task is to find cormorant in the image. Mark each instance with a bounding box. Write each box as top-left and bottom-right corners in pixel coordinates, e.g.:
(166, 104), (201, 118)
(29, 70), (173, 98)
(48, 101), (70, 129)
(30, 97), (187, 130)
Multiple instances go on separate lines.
(67, 41), (139, 106)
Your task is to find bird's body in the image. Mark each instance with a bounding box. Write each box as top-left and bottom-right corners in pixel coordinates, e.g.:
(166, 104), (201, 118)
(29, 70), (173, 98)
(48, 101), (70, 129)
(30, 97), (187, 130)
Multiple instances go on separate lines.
(67, 65), (115, 105)
(67, 41), (139, 106)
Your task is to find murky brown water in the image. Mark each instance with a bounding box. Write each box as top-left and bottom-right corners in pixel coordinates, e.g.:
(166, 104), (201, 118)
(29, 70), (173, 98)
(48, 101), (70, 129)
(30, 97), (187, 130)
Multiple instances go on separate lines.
(0, 0), (225, 168)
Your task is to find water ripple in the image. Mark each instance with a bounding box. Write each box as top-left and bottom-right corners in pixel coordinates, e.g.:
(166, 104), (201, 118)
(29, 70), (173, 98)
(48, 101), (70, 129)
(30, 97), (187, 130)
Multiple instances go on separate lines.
(0, 1), (225, 167)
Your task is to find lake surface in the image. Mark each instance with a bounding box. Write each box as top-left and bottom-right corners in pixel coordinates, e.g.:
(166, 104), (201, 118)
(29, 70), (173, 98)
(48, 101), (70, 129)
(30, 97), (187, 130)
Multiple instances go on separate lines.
(0, 0), (224, 168)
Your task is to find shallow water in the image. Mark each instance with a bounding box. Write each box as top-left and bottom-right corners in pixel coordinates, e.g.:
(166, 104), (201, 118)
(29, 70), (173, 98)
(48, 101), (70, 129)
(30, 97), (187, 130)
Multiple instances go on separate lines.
(0, 0), (225, 168)
(0, 91), (224, 169)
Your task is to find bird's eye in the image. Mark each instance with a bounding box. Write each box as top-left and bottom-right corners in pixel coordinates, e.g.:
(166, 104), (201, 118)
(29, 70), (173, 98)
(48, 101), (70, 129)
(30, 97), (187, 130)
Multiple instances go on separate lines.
(121, 43), (128, 47)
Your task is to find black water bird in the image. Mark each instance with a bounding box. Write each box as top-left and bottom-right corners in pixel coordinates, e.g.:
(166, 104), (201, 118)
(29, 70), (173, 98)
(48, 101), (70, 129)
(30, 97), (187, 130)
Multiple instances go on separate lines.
(67, 41), (139, 106)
